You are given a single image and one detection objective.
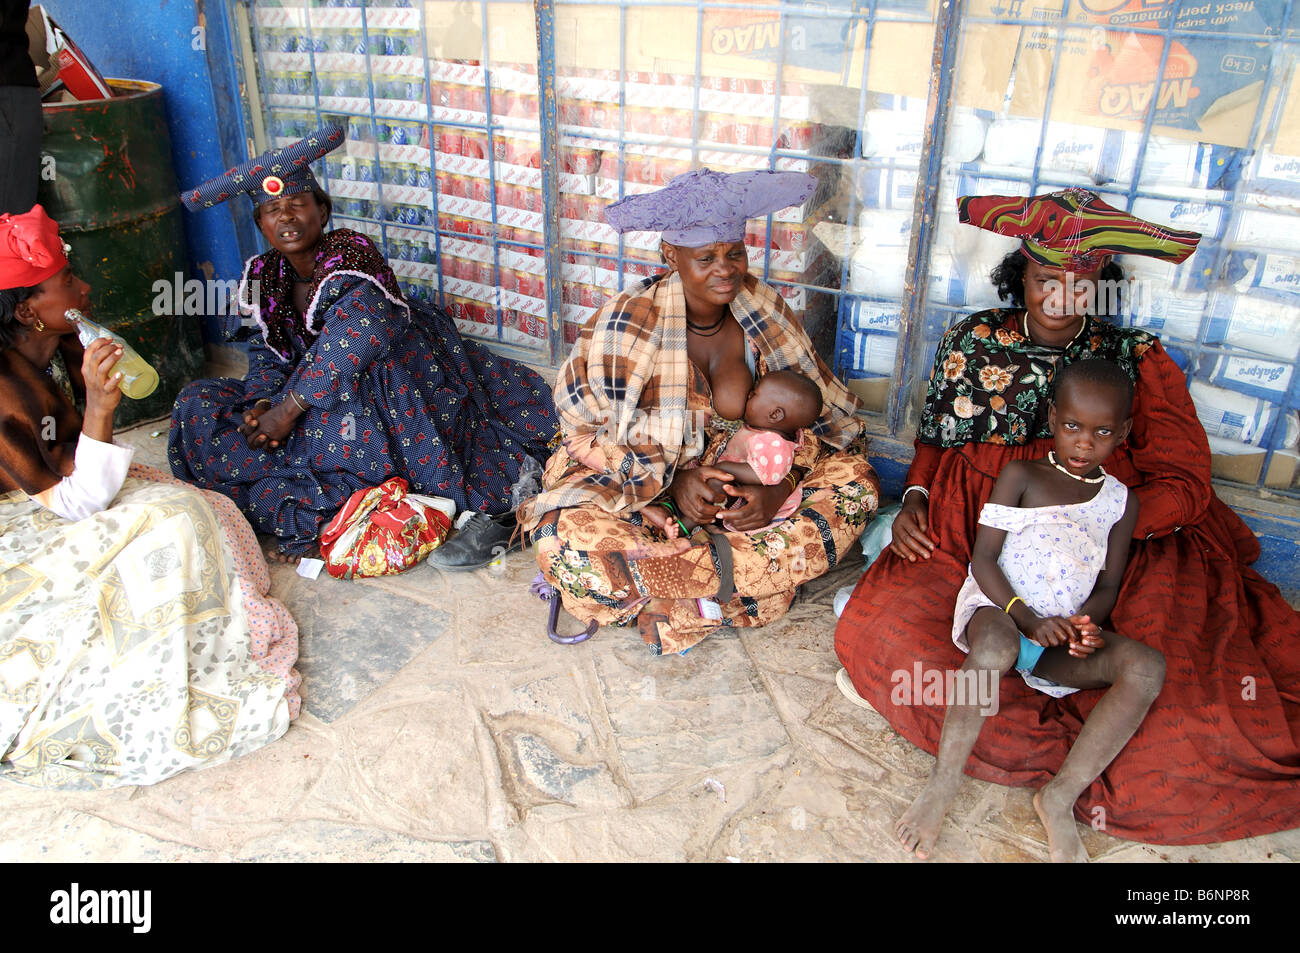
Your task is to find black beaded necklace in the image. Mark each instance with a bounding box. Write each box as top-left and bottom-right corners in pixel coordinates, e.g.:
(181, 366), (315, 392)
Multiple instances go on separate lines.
(687, 314), (727, 336)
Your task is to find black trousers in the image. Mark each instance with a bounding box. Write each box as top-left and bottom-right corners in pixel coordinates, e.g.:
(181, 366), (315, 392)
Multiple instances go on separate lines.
(0, 84), (41, 215)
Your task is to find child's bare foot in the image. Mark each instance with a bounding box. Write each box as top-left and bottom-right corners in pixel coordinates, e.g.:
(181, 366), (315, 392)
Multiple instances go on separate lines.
(641, 503), (677, 538)
(1033, 784), (1089, 863)
(896, 777), (958, 859)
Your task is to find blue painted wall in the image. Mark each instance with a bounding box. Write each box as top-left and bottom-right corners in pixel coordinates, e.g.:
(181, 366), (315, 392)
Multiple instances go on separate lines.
(43, 0), (258, 342)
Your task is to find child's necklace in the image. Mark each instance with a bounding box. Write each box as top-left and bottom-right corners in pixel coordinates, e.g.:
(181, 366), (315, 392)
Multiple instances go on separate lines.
(1048, 451), (1106, 484)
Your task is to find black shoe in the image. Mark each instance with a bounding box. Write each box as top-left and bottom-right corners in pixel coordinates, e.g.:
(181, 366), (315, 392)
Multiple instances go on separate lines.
(427, 511), (523, 570)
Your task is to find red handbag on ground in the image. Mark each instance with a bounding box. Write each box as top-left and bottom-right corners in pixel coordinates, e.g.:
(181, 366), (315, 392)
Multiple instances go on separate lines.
(319, 478), (455, 579)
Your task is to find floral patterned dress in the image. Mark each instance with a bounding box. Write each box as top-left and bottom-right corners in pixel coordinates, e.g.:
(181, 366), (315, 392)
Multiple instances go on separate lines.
(836, 307), (1300, 846)
(168, 230), (557, 554)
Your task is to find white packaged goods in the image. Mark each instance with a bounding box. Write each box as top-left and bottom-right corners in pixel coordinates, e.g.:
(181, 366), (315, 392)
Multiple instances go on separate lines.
(1251, 149), (1300, 196)
(861, 106), (925, 160)
(845, 299), (900, 333)
(1122, 283), (1209, 343)
(1228, 249), (1300, 300)
(1204, 292), (1300, 361)
(1190, 380), (1300, 449)
(856, 165), (918, 209)
(847, 330), (900, 377)
(1201, 352), (1296, 407)
(1131, 193), (1225, 238)
(855, 207), (912, 250)
(860, 98), (987, 164)
(982, 119), (1110, 178)
(1107, 133), (1228, 189)
(851, 244), (975, 304)
(1123, 240), (1217, 293)
(1231, 195), (1300, 251)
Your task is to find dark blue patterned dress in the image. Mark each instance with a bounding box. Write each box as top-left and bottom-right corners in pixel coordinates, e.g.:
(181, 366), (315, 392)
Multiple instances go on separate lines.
(168, 230), (556, 554)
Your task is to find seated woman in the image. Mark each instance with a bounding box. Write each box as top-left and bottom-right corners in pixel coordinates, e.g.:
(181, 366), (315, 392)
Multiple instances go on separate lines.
(519, 169), (879, 655)
(0, 205), (301, 789)
(835, 188), (1300, 848)
(169, 125), (557, 561)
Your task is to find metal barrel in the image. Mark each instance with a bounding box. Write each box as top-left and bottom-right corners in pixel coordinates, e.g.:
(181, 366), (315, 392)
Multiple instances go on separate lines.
(37, 79), (203, 425)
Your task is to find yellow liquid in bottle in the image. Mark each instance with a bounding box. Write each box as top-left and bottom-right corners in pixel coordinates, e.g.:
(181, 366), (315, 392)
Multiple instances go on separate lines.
(65, 309), (160, 400)
(113, 349), (159, 399)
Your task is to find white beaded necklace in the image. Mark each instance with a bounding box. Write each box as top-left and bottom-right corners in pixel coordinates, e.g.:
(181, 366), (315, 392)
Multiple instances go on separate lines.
(1048, 451), (1105, 484)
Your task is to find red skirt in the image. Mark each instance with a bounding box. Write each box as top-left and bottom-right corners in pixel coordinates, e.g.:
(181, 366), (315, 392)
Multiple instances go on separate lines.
(835, 439), (1300, 845)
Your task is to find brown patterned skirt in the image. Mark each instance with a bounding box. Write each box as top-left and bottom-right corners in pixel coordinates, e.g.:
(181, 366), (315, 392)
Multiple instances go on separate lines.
(531, 449), (878, 654)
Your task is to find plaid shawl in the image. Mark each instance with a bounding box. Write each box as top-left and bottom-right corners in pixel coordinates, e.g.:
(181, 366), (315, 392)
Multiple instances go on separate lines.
(521, 272), (863, 530)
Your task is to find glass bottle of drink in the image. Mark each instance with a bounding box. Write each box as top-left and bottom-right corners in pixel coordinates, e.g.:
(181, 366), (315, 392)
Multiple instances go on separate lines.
(64, 309), (160, 400)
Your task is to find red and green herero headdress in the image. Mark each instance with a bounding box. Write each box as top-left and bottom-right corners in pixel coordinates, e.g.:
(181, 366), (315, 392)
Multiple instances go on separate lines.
(957, 188), (1201, 271)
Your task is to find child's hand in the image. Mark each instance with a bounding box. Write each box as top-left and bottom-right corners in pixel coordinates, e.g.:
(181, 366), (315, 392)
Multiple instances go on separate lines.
(1023, 615), (1076, 648)
(1067, 614), (1105, 657)
(1068, 633), (1105, 658)
(1068, 614), (1101, 639)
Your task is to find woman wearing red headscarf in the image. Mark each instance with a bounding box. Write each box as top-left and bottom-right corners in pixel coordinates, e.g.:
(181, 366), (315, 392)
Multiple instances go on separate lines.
(0, 205), (301, 790)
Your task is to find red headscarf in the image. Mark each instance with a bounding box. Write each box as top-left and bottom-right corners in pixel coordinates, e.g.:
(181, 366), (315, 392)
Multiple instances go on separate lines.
(0, 205), (68, 290)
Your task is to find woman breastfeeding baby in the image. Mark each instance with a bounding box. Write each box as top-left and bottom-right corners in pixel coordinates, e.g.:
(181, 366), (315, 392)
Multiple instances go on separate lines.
(643, 368), (824, 538)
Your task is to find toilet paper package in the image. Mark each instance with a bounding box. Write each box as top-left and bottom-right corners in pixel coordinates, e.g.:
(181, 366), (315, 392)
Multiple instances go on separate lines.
(1107, 133), (1238, 190)
(1230, 195), (1300, 252)
(1225, 249), (1300, 302)
(860, 97), (988, 164)
(1123, 286), (1209, 344)
(1199, 351), (1298, 408)
(1190, 380), (1300, 450)
(1202, 292), (1300, 361)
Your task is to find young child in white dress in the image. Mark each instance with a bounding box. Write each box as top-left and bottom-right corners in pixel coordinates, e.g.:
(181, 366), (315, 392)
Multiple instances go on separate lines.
(896, 358), (1165, 863)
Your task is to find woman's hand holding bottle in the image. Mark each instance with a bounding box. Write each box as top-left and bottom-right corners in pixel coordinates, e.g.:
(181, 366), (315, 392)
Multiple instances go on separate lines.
(80, 337), (124, 443)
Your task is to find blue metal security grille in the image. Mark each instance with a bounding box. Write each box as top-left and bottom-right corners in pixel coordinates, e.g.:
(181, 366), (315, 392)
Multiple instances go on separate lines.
(232, 0), (1300, 499)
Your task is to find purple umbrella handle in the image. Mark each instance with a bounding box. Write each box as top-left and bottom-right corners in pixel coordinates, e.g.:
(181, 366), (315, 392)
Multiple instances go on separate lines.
(532, 572), (597, 645)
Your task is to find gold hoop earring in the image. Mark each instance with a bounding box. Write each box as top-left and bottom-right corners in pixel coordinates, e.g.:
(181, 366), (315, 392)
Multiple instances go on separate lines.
(34, 319), (45, 332)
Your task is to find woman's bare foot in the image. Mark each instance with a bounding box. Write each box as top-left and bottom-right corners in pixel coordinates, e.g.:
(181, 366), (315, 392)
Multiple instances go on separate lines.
(262, 540), (301, 565)
(896, 777), (959, 859)
(1033, 784), (1089, 863)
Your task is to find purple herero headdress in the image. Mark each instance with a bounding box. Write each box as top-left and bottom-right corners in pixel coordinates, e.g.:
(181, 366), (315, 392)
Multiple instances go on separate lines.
(180, 124), (346, 211)
(603, 168), (817, 246)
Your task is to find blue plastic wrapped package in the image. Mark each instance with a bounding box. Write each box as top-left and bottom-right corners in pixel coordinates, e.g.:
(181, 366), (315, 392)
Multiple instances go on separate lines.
(833, 503), (901, 618)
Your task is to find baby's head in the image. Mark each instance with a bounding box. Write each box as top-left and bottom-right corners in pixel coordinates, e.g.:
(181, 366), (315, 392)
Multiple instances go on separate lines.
(745, 369), (824, 435)
(1049, 359), (1134, 474)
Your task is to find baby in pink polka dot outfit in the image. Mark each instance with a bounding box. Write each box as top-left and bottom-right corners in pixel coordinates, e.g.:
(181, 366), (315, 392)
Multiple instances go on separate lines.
(649, 369), (824, 537)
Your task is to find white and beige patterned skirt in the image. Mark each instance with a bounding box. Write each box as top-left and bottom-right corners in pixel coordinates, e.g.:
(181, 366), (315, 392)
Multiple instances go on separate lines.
(0, 465), (301, 790)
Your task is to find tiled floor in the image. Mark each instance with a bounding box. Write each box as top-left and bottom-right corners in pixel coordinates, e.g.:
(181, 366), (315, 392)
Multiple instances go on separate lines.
(1, 420), (1297, 863)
